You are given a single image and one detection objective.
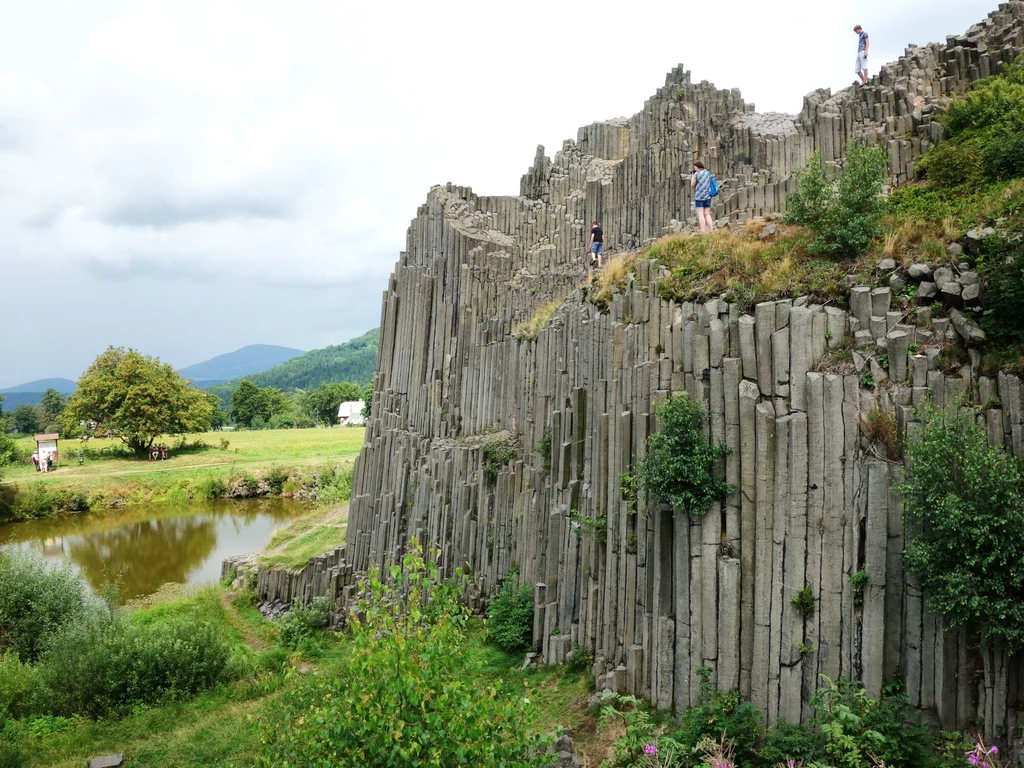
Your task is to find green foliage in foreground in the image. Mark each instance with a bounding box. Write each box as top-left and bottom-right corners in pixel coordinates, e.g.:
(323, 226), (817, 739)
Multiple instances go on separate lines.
(900, 404), (1024, 652)
(487, 581), (534, 652)
(601, 672), (942, 768)
(0, 556), (234, 726)
(257, 544), (553, 767)
(637, 393), (732, 515)
(0, 554), (91, 663)
(785, 144), (889, 258)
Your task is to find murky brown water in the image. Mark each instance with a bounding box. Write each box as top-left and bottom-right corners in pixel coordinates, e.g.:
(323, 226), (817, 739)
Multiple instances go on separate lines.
(0, 498), (304, 600)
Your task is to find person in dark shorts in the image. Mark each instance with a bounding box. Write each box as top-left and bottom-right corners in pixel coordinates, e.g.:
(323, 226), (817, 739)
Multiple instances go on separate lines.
(691, 161), (714, 233)
(590, 221), (604, 268)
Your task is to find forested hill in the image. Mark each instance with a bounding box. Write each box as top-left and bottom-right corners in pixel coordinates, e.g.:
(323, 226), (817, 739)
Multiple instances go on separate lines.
(179, 344), (305, 383)
(204, 328), (378, 401)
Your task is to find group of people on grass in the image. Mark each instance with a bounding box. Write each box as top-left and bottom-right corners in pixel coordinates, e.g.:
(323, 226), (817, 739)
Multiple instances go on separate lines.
(588, 25), (871, 267)
(31, 451), (56, 472)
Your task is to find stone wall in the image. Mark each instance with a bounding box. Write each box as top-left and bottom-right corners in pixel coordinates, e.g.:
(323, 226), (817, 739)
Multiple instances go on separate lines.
(252, 1), (1024, 739)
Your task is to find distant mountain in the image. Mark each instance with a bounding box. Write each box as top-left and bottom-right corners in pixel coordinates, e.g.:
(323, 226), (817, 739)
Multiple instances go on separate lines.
(179, 344), (305, 383)
(204, 329), (378, 404)
(0, 378), (77, 394)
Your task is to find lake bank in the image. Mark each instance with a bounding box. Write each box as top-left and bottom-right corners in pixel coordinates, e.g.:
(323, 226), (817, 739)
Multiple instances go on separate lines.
(0, 427), (364, 523)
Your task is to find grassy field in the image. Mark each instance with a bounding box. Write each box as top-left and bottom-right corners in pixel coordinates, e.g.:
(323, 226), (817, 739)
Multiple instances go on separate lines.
(5, 427), (365, 486)
(0, 428), (364, 513)
(4, 585), (594, 768)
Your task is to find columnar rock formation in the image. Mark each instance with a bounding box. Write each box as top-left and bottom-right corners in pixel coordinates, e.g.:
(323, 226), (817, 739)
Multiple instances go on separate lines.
(255, 1), (1024, 738)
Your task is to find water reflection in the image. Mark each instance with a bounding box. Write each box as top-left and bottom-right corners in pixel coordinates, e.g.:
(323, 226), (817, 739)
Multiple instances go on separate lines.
(0, 498), (304, 601)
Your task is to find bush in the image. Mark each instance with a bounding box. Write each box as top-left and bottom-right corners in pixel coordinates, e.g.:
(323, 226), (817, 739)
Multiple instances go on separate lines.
(809, 676), (934, 768)
(257, 543), (551, 767)
(317, 463), (353, 507)
(0, 744), (28, 768)
(899, 404), (1024, 652)
(265, 466), (290, 496)
(918, 137), (985, 188)
(637, 393), (732, 516)
(670, 667), (763, 766)
(0, 553), (91, 662)
(0, 653), (36, 723)
(487, 581), (534, 652)
(194, 475), (227, 501)
(277, 596), (330, 650)
(36, 616), (232, 717)
(785, 144), (888, 258)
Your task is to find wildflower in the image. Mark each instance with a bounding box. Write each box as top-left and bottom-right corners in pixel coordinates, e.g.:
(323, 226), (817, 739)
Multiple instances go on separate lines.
(644, 743), (657, 756)
(990, 746), (999, 755)
(968, 755), (979, 766)
(789, 762), (796, 768)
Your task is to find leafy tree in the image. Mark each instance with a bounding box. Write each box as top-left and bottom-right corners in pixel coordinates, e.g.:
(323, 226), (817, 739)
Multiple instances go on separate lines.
(229, 379), (289, 428)
(361, 382), (373, 420)
(785, 143), (889, 258)
(202, 391), (228, 430)
(257, 543), (552, 767)
(38, 391), (66, 428)
(62, 347), (214, 457)
(300, 381), (363, 426)
(900, 404), (1024, 652)
(637, 394), (732, 515)
(38, 389), (66, 425)
(11, 404), (40, 436)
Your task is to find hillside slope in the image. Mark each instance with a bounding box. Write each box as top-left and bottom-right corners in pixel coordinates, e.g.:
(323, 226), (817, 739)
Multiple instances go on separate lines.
(203, 329), (378, 403)
(179, 344), (305, 383)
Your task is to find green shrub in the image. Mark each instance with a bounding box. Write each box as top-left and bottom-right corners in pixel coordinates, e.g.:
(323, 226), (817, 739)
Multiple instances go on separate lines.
(277, 596), (330, 650)
(538, 426), (552, 472)
(979, 218), (1024, 343)
(899, 404), (1024, 652)
(785, 144), (889, 258)
(985, 127), (1024, 180)
(670, 667), (763, 766)
(487, 581), (534, 652)
(265, 466), (290, 496)
(756, 720), (826, 766)
(256, 544), (551, 767)
(790, 584), (816, 616)
(918, 137), (985, 188)
(36, 616), (231, 717)
(0, 553), (91, 662)
(482, 439), (516, 478)
(637, 393), (732, 516)
(0, 743), (28, 768)
(194, 475), (227, 500)
(810, 676), (934, 768)
(317, 463), (353, 507)
(0, 653), (36, 723)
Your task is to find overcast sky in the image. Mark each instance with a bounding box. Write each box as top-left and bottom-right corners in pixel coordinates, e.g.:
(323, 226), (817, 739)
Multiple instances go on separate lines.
(0, 0), (994, 387)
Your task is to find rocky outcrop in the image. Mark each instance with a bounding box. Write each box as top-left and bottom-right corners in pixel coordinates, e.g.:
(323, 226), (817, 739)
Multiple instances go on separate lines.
(248, 0), (1024, 742)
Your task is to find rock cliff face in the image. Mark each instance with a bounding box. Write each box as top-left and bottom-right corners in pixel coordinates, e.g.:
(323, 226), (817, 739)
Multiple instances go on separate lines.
(261, 1), (1024, 736)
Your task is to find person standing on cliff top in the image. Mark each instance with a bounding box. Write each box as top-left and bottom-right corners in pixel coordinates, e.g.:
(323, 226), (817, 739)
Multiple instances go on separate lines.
(854, 25), (870, 85)
(691, 162), (714, 233)
(590, 221), (604, 268)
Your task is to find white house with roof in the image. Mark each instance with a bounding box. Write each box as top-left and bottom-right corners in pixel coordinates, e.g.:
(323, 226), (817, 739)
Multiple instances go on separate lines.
(337, 400), (366, 426)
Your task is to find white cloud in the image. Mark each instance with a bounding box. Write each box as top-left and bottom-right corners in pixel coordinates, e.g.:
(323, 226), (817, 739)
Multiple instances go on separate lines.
(0, 0), (998, 384)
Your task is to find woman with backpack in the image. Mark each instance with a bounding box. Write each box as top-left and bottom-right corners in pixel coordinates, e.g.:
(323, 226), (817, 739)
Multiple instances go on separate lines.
(691, 161), (717, 233)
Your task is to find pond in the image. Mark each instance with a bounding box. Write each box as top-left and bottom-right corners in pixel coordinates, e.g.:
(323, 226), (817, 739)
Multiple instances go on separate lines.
(0, 498), (305, 601)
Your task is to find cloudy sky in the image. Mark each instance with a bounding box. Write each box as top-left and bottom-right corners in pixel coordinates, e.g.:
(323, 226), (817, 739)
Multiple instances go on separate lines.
(0, 0), (993, 387)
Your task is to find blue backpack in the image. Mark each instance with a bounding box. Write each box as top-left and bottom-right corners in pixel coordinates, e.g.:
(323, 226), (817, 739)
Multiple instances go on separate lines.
(709, 175), (719, 197)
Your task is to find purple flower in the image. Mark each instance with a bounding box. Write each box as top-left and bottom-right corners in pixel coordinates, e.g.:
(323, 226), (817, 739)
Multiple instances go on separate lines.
(789, 762), (796, 768)
(968, 755), (980, 766)
(990, 746), (999, 755)
(644, 743), (657, 756)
